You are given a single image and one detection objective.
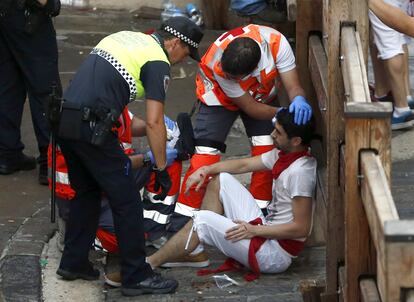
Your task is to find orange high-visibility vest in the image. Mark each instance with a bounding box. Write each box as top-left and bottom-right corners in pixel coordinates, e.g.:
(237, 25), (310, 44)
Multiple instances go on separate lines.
(196, 24), (283, 111)
(48, 108), (134, 199)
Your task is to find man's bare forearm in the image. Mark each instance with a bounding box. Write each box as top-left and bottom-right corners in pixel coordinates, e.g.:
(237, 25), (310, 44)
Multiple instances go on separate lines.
(369, 0), (414, 37)
(206, 156), (264, 175)
(146, 122), (166, 169)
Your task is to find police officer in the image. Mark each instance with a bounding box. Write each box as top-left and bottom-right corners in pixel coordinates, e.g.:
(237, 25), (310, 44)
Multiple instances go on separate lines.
(0, 0), (62, 184)
(55, 17), (203, 296)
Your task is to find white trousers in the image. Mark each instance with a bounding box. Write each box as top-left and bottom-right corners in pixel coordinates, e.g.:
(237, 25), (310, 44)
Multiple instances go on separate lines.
(193, 173), (292, 274)
(369, 0), (408, 59)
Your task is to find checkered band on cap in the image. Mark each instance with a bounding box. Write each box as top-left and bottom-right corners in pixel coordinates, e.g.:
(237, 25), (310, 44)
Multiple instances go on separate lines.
(91, 48), (137, 101)
(163, 25), (199, 49)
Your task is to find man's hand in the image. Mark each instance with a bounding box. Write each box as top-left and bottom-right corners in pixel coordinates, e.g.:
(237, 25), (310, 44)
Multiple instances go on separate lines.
(146, 147), (178, 167)
(153, 169), (172, 200)
(184, 166), (210, 194)
(225, 220), (256, 242)
(289, 95), (313, 125)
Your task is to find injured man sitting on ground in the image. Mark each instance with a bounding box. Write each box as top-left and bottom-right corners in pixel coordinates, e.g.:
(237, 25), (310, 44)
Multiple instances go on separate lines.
(105, 108), (317, 286)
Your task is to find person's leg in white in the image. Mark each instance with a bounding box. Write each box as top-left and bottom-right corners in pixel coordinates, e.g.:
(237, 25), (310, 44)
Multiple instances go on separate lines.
(147, 174), (225, 268)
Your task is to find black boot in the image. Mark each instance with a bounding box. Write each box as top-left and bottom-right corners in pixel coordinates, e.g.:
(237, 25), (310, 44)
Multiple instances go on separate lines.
(57, 263), (100, 281)
(0, 153), (36, 175)
(38, 162), (48, 185)
(37, 151), (48, 185)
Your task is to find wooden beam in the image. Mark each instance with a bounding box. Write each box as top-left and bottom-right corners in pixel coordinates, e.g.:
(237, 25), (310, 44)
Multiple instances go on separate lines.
(380, 221), (414, 301)
(300, 279), (325, 302)
(360, 151), (400, 301)
(344, 102), (393, 119)
(308, 139), (327, 246)
(324, 1), (349, 298)
(344, 117), (372, 302)
(340, 25), (370, 104)
(287, 0), (297, 21)
(359, 278), (381, 302)
(309, 35), (328, 116)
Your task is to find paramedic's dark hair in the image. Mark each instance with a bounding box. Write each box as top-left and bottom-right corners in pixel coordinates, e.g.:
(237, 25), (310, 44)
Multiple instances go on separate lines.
(221, 37), (261, 76)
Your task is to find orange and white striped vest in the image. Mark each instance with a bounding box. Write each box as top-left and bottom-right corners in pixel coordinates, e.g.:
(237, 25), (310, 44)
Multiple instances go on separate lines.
(196, 24), (283, 111)
(48, 107), (134, 199)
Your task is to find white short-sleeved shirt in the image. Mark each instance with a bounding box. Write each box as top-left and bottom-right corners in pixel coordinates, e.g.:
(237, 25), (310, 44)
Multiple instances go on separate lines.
(215, 35), (296, 99)
(261, 149), (317, 226)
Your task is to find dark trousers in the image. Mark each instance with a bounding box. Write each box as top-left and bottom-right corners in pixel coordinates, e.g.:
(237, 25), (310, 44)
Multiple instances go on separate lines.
(57, 127), (152, 286)
(0, 9), (61, 161)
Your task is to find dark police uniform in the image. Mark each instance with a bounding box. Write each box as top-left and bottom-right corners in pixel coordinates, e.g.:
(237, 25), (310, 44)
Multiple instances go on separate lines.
(0, 0), (62, 178)
(57, 31), (171, 286)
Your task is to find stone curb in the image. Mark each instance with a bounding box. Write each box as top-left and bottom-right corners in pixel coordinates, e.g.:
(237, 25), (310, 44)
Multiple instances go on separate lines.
(0, 206), (56, 302)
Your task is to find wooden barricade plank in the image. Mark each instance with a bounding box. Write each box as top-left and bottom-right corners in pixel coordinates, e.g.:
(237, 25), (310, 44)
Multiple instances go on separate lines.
(296, 0), (322, 113)
(308, 35), (328, 121)
(287, 0), (297, 22)
(360, 278), (381, 302)
(341, 19), (390, 300)
(383, 221), (414, 301)
(360, 152), (398, 273)
(358, 152), (414, 301)
(297, 0), (326, 250)
(344, 117), (372, 302)
(323, 2), (349, 298)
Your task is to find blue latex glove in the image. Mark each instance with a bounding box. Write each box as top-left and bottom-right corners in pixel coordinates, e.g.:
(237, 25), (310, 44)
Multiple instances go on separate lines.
(288, 95), (313, 125)
(164, 115), (176, 132)
(146, 147), (178, 168)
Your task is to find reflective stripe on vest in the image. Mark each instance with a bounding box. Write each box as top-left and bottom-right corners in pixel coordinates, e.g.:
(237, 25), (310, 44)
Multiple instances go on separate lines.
(174, 202), (197, 217)
(56, 171), (70, 185)
(143, 209), (169, 224)
(250, 135), (273, 146)
(95, 31), (170, 101)
(195, 146), (221, 155)
(143, 191), (177, 206)
(196, 24), (282, 110)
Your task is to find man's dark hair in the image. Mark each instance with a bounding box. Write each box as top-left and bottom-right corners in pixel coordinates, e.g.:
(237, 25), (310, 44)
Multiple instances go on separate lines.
(276, 109), (315, 145)
(221, 37), (261, 76)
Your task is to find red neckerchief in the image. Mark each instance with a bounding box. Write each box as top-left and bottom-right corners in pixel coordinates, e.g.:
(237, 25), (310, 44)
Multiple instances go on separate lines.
(272, 150), (310, 179)
(197, 218), (266, 282)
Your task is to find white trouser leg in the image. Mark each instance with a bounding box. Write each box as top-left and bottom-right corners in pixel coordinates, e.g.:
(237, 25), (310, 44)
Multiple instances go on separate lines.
(193, 173), (292, 273)
(194, 211), (291, 273)
(218, 172), (264, 221)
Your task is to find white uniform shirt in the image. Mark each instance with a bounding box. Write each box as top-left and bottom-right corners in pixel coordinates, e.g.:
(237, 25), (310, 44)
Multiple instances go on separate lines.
(261, 149), (317, 226)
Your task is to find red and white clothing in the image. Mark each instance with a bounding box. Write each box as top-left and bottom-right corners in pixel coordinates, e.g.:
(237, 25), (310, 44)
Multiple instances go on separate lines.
(196, 24), (295, 110)
(171, 25), (297, 228)
(192, 150), (316, 273)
